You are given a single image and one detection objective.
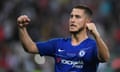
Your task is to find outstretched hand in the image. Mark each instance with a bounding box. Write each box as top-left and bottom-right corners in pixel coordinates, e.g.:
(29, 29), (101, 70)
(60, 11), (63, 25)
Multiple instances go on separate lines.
(17, 15), (31, 28)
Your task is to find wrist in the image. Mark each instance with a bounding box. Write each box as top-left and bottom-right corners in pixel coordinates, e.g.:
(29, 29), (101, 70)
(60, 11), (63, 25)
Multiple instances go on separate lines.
(18, 26), (27, 31)
(92, 31), (100, 39)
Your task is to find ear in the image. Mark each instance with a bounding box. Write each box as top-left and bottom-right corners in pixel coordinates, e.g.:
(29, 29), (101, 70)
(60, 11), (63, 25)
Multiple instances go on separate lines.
(85, 18), (91, 28)
(86, 18), (92, 23)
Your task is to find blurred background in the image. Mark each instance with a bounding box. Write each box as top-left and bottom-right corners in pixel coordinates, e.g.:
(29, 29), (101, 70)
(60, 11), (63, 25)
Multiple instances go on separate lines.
(0, 0), (120, 72)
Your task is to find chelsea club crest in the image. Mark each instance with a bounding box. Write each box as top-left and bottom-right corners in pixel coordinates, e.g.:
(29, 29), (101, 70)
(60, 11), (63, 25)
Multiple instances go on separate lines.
(79, 50), (86, 57)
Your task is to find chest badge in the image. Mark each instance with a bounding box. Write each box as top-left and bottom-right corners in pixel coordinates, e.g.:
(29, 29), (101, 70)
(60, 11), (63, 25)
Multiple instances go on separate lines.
(79, 50), (86, 57)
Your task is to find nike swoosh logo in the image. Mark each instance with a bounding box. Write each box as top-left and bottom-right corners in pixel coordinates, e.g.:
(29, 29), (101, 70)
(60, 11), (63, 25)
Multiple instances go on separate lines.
(58, 49), (64, 52)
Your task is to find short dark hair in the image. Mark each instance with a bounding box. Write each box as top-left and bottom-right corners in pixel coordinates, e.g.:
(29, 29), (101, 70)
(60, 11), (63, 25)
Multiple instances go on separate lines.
(73, 5), (93, 17)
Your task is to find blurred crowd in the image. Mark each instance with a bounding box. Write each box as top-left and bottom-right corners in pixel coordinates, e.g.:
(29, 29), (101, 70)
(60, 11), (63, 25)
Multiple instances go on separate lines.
(0, 0), (120, 72)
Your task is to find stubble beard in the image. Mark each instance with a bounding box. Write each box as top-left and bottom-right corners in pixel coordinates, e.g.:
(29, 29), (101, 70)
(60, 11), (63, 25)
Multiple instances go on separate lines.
(70, 27), (85, 34)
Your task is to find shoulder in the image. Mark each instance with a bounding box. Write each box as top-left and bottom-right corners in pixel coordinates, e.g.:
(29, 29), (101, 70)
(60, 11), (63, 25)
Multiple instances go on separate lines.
(87, 38), (97, 45)
(46, 37), (70, 46)
(49, 37), (70, 42)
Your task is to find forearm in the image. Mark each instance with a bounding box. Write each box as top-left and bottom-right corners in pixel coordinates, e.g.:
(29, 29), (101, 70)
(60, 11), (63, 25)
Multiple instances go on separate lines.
(93, 32), (110, 62)
(19, 27), (38, 53)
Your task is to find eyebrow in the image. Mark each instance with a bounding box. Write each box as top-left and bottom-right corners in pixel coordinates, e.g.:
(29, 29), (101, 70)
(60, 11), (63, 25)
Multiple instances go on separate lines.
(70, 14), (81, 18)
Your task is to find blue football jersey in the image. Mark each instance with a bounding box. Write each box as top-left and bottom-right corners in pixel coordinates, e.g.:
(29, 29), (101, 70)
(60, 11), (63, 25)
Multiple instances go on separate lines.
(36, 38), (100, 72)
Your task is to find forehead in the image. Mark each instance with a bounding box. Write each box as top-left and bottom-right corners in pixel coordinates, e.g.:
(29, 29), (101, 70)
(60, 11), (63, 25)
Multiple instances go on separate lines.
(71, 8), (85, 15)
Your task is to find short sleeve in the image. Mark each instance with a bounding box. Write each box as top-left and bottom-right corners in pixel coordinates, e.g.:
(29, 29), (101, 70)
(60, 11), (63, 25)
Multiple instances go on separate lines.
(36, 39), (58, 57)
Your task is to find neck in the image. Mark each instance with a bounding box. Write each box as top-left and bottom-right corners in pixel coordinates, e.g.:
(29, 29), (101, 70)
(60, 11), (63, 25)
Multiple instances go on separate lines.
(71, 29), (88, 46)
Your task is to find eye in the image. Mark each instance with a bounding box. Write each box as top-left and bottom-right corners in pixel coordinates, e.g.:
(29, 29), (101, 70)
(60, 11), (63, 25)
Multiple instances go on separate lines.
(70, 15), (73, 18)
(75, 15), (81, 18)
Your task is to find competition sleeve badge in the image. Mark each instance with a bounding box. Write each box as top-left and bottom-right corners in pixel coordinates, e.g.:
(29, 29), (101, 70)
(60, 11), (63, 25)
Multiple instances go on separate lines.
(79, 50), (86, 57)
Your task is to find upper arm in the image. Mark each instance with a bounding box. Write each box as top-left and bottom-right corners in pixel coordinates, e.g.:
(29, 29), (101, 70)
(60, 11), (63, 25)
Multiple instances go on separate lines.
(35, 39), (58, 56)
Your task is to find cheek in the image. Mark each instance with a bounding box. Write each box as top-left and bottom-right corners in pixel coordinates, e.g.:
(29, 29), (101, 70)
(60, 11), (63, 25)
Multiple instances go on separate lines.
(80, 19), (85, 23)
(77, 22), (84, 27)
(78, 19), (86, 26)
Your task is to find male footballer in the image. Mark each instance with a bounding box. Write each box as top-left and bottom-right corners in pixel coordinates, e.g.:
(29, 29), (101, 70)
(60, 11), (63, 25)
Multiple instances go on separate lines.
(17, 5), (110, 72)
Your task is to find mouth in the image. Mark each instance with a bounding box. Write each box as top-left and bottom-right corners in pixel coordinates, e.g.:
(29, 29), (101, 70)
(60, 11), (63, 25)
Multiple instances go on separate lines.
(70, 24), (77, 28)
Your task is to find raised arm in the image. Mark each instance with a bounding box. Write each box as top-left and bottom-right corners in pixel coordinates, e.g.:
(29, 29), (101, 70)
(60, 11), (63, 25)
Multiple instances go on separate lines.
(87, 23), (110, 62)
(17, 15), (38, 54)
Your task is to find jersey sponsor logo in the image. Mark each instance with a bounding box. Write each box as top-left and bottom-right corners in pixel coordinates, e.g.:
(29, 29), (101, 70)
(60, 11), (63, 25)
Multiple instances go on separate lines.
(56, 58), (84, 69)
(58, 49), (64, 52)
(79, 50), (86, 57)
(61, 59), (84, 69)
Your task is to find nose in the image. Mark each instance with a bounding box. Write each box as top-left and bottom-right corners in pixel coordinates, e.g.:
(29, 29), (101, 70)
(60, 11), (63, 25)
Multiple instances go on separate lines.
(70, 16), (75, 23)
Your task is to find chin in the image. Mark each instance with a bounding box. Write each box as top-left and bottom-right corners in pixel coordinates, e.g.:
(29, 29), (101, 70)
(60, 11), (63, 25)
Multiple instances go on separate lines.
(69, 30), (78, 34)
(69, 29), (78, 32)
(69, 28), (84, 34)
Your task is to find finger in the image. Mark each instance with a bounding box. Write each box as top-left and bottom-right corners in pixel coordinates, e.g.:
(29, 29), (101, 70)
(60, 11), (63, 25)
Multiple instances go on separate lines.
(19, 24), (24, 28)
(23, 16), (30, 22)
(17, 17), (22, 23)
(17, 16), (24, 23)
(24, 22), (29, 26)
(86, 23), (89, 28)
(23, 18), (27, 23)
(27, 18), (31, 22)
